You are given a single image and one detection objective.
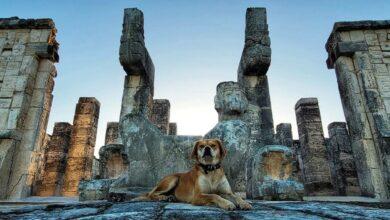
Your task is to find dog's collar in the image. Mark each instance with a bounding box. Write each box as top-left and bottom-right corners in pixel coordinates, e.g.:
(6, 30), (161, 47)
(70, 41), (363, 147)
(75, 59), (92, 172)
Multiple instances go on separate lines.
(198, 163), (221, 174)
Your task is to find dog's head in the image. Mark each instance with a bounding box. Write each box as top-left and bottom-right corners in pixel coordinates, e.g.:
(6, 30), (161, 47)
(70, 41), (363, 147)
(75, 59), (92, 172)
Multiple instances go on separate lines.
(191, 139), (226, 165)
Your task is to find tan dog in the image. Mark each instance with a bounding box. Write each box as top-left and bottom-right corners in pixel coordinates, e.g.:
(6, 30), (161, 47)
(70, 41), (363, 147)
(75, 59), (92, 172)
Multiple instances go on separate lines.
(134, 139), (252, 210)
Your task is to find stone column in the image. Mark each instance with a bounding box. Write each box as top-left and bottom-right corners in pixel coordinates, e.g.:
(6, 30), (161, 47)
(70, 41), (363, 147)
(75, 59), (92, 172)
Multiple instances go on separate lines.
(118, 8), (155, 144)
(326, 21), (390, 199)
(327, 122), (360, 196)
(0, 17), (59, 199)
(36, 122), (72, 196)
(237, 8), (274, 145)
(295, 98), (333, 195)
(62, 97), (100, 196)
(168, 123), (177, 135)
(150, 99), (170, 134)
(104, 122), (119, 145)
(275, 123), (293, 147)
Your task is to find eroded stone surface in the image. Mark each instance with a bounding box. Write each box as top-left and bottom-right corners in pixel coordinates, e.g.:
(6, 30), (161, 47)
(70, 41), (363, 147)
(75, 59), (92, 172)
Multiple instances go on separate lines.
(117, 112), (200, 187)
(104, 122), (119, 145)
(246, 145), (304, 200)
(150, 99), (170, 134)
(168, 122), (177, 135)
(1, 200), (389, 219)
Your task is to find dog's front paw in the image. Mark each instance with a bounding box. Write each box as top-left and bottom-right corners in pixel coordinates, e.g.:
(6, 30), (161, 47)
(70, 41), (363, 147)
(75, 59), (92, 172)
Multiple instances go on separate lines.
(238, 201), (252, 210)
(220, 200), (236, 211)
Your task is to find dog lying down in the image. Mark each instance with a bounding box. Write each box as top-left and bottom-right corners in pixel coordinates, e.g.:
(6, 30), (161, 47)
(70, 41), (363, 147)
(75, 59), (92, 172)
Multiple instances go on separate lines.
(133, 139), (252, 211)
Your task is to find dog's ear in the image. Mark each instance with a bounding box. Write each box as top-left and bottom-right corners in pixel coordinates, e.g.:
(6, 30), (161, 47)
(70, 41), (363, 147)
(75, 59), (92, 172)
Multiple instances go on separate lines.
(215, 139), (227, 159)
(191, 140), (201, 160)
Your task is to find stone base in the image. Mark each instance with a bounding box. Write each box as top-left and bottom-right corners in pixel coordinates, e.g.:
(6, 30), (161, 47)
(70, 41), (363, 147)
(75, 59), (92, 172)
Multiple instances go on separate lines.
(257, 180), (304, 201)
(1, 200), (389, 219)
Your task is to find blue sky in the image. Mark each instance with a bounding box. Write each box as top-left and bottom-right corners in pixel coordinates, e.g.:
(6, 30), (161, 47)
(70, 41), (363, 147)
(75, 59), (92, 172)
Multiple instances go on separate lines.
(2, 0), (390, 157)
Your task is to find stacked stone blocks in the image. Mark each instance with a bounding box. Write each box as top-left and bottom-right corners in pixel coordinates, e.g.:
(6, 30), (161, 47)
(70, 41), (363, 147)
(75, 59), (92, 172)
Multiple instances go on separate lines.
(150, 99), (170, 134)
(327, 122), (360, 196)
(295, 98), (333, 195)
(36, 122), (72, 196)
(62, 97), (100, 196)
(0, 17), (58, 199)
(326, 20), (390, 199)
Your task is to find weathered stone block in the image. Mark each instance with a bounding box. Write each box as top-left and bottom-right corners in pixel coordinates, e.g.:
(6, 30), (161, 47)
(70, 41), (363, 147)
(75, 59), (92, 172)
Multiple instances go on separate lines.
(168, 122), (177, 135)
(104, 122), (119, 145)
(150, 99), (170, 134)
(79, 179), (114, 201)
(246, 145), (304, 200)
(119, 8), (154, 89)
(275, 123), (293, 148)
(238, 8), (271, 76)
(99, 144), (128, 179)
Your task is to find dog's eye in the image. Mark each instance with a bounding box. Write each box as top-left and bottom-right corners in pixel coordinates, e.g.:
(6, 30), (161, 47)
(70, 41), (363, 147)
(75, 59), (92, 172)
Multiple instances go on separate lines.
(199, 145), (205, 148)
(210, 144), (216, 148)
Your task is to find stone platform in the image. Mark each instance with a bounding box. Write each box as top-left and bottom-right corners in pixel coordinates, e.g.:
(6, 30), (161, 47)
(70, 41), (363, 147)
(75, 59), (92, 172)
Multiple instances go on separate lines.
(1, 200), (389, 219)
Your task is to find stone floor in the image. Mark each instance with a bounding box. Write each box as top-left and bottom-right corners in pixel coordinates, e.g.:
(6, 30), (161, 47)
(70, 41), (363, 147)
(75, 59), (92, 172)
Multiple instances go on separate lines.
(0, 199), (390, 219)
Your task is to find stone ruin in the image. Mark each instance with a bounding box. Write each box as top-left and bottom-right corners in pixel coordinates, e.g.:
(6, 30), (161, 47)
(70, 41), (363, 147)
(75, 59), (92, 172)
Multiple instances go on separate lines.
(0, 7), (390, 202)
(326, 20), (390, 199)
(0, 17), (58, 199)
(84, 7), (303, 201)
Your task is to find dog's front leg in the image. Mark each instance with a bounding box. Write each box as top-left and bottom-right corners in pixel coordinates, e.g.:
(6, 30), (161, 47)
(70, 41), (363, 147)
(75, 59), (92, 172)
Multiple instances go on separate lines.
(220, 193), (252, 210)
(217, 177), (252, 210)
(192, 194), (236, 210)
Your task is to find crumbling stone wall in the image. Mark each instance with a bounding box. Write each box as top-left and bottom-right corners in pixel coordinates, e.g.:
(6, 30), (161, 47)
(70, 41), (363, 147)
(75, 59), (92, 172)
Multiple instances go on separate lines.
(327, 122), (360, 196)
(150, 99), (170, 134)
(168, 123), (177, 135)
(275, 123), (301, 182)
(104, 122), (119, 145)
(0, 17), (59, 199)
(326, 21), (390, 199)
(36, 122), (72, 196)
(62, 97), (100, 196)
(293, 140), (304, 182)
(92, 157), (100, 179)
(275, 123), (293, 148)
(295, 98), (333, 195)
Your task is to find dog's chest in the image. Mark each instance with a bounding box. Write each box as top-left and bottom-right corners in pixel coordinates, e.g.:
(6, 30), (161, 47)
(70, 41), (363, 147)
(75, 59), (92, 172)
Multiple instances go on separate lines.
(198, 174), (220, 193)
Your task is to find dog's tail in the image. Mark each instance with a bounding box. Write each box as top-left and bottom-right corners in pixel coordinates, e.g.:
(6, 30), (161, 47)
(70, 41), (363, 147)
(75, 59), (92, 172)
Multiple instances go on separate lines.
(131, 194), (152, 202)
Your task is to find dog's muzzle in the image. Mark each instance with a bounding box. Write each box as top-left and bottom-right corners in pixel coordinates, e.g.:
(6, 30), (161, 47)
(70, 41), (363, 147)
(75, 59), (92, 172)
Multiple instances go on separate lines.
(203, 147), (212, 157)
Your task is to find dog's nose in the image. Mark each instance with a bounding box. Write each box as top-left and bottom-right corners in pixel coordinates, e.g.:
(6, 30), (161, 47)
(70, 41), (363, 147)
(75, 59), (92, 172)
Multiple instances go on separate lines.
(203, 147), (211, 157)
